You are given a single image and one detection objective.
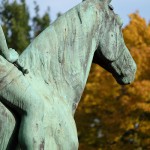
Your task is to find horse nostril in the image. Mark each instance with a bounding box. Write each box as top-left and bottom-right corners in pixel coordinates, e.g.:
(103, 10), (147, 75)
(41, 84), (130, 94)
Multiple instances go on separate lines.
(122, 77), (131, 84)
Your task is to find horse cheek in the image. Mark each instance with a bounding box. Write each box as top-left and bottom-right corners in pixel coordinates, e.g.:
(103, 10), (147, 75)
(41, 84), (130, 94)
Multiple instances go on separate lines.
(101, 33), (116, 61)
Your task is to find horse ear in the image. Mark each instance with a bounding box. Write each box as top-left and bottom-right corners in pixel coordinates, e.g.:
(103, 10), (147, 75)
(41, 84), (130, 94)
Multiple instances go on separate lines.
(103, 0), (112, 4)
(82, 0), (111, 2)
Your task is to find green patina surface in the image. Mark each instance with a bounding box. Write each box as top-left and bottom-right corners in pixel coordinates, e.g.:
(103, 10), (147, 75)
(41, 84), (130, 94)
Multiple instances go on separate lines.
(0, 0), (136, 149)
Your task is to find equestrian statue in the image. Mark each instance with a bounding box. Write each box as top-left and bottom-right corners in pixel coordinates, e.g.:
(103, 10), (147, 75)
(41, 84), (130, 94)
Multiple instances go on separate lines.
(0, 0), (136, 149)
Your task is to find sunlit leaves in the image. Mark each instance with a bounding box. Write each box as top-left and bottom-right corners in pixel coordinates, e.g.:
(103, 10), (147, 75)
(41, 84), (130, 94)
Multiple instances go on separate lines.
(123, 11), (150, 48)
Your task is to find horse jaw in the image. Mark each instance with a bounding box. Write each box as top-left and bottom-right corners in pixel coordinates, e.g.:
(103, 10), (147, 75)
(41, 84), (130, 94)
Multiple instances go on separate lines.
(92, 46), (137, 85)
(111, 48), (137, 85)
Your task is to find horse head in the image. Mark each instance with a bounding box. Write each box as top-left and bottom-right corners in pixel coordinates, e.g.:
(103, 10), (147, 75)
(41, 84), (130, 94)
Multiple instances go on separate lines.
(93, 0), (136, 85)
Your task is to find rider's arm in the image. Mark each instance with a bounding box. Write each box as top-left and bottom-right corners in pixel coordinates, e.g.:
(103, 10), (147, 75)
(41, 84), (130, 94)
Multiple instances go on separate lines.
(0, 26), (9, 57)
(0, 26), (19, 63)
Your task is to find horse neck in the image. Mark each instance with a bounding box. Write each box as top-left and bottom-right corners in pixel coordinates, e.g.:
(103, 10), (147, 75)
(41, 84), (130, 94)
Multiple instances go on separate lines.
(48, 27), (98, 113)
(19, 1), (102, 113)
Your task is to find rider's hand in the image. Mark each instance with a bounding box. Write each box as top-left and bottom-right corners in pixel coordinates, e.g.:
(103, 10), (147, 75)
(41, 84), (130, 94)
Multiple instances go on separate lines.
(5, 48), (19, 63)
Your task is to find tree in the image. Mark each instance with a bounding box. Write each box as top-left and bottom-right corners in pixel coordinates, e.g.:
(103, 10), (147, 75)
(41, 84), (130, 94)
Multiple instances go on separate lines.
(32, 1), (51, 37)
(123, 11), (150, 48)
(0, 0), (51, 52)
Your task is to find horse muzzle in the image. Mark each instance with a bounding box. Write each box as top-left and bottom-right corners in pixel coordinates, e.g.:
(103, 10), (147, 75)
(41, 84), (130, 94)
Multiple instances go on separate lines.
(111, 52), (137, 85)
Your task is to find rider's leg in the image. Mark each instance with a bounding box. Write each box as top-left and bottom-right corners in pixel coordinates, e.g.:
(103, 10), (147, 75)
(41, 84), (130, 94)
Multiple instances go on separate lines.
(0, 74), (45, 149)
(0, 56), (45, 149)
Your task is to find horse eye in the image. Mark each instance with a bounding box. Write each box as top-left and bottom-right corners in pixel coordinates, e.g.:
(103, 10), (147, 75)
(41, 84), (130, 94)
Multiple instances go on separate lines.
(109, 4), (114, 11)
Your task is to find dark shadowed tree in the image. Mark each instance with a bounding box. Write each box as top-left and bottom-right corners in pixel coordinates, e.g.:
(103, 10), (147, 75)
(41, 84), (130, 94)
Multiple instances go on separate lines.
(32, 1), (51, 37)
(0, 0), (30, 53)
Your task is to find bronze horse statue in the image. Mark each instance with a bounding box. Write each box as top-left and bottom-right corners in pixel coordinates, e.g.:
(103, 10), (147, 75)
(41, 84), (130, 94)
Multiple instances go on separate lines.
(0, 0), (136, 149)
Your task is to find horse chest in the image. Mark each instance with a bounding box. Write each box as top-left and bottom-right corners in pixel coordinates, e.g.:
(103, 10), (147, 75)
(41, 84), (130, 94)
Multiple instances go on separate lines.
(41, 98), (79, 150)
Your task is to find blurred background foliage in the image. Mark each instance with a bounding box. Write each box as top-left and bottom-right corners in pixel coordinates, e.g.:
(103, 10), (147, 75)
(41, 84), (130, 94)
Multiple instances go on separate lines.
(0, 0), (150, 149)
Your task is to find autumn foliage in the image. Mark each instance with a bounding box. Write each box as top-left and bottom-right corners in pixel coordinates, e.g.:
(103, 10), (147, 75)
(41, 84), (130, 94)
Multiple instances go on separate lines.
(75, 12), (150, 150)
